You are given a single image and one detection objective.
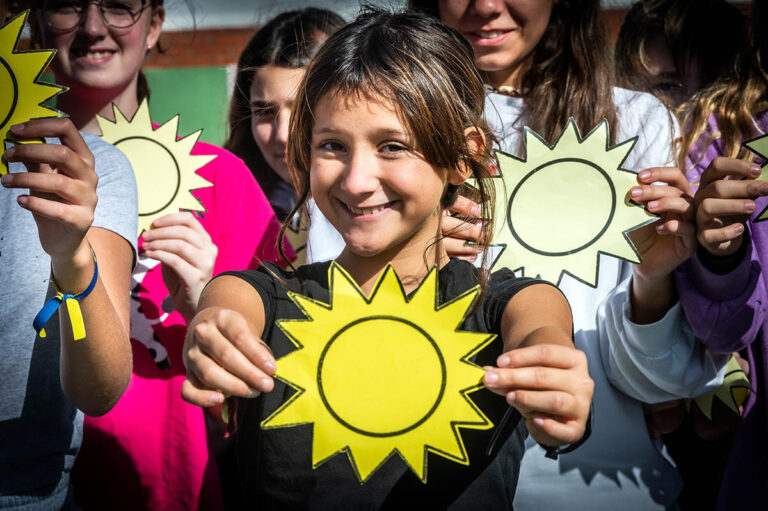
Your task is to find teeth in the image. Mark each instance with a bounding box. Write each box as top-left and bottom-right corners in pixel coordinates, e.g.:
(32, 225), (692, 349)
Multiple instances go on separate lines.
(348, 203), (388, 215)
(478, 31), (504, 39)
(85, 51), (112, 60)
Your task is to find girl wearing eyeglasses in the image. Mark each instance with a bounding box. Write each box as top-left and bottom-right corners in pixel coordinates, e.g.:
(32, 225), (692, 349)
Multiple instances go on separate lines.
(27, 1), (282, 509)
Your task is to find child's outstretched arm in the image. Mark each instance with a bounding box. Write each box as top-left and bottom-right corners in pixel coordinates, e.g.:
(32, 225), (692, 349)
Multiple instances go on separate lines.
(182, 275), (277, 408)
(482, 284), (593, 447)
(2, 118), (135, 417)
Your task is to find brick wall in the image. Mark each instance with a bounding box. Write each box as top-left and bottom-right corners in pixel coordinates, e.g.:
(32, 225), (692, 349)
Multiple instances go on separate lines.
(145, 26), (258, 69)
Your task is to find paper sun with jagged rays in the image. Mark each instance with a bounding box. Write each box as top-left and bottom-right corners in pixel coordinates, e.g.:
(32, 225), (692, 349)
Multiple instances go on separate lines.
(688, 356), (751, 420)
(263, 263), (494, 483)
(97, 99), (214, 236)
(743, 133), (768, 221)
(486, 119), (655, 286)
(0, 10), (66, 175)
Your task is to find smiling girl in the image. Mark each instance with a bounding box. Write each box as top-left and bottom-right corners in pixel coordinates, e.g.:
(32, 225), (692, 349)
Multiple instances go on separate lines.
(27, 0), (281, 508)
(182, 9), (592, 507)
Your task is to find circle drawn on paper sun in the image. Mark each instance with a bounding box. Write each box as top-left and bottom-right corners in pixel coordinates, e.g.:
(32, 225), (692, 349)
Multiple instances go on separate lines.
(263, 263), (495, 483)
(97, 99), (214, 236)
(0, 10), (67, 175)
(488, 119), (655, 287)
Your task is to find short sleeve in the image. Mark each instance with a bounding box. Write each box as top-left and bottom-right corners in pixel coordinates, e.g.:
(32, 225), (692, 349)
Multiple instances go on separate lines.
(80, 133), (139, 263)
(484, 269), (563, 334)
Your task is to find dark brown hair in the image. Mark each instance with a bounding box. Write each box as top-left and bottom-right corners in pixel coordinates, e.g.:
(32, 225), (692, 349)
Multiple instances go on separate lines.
(614, 0), (748, 105)
(410, 0), (618, 146)
(282, 8), (496, 285)
(223, 8), (344, 201)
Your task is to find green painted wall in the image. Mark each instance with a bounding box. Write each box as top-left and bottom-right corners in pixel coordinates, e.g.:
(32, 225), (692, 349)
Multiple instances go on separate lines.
(145, 66), (229, 145)
(43, 66), (231, 146)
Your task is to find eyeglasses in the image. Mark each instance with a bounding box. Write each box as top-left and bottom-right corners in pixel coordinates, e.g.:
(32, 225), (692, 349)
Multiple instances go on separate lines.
(42, 0), (148, 30)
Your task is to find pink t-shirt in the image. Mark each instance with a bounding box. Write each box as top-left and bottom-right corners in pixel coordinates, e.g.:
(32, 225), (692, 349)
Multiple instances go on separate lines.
(71, 141), (283, 510)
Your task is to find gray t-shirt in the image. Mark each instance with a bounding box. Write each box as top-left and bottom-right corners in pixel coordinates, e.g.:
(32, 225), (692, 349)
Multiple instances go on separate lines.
(0, 133), (137, 509)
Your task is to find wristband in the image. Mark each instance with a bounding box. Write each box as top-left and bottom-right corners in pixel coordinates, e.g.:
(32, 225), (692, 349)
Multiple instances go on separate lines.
(542, 401), (594, 460)
(33, 251), (99, 341)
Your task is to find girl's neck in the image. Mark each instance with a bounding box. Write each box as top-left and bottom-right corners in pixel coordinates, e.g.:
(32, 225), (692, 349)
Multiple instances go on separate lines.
(335, 219), (450, 297)
(58, 77), (141, 134)
(483, 54), (533, 91)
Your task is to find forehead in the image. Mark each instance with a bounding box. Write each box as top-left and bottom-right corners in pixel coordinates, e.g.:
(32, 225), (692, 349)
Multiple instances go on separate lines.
(312, 89), (407, 130)
(249, 65), (305, 100)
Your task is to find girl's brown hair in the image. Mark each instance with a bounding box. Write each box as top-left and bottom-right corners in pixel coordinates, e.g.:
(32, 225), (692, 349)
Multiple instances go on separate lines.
(410, 0), (618, 146)
(282, 8), (496, 284)
(677, 0), (768, 168)
(614, 0), (748, 106)
(223, 8), (345, 207)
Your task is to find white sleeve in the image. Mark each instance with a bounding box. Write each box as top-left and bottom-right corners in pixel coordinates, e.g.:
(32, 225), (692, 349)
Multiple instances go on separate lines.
(597, 278), (727, 403)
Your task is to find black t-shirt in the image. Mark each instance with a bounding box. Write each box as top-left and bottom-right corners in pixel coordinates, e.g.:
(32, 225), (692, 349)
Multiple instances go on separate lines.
(223, 259), (545, 510)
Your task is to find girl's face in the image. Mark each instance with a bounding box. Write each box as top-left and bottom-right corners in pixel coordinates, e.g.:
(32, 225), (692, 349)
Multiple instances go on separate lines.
(40, 1), (163, 92)
(309, 93), (455, 258)
(438, 0), (554, 87)
(249, 65), (305, 184)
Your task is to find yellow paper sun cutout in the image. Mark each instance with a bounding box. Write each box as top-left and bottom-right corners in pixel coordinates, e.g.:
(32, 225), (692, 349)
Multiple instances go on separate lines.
(688, 355), (751, 420)
(0, 10), (66, 175)
(97, 99), (214, 236)
(263, 263), (494, 483)
(487, 119), (655, 286)
(743, 133), (768, 221)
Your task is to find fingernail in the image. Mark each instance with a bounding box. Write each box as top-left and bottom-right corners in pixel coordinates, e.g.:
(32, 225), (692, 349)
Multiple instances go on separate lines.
(498, 355), (509, 366)
(734, 223), (745, 234)
(750, 164), (762, 177)
(209, 393), (224, 405)
(471, 206), (482, 217)
(17, 195), (27, 205)
(533, 416), (545, 426)
(247, 387), (261, 398)
(655, 224), (666, 234)
(10, 123), (24, 133)
(4, 146), (15, 158)
(648, 200), (659, 210)
(639, 170), (651, 180)
(484, 371), (499, 384)
(760, 183), (768, 194)
(1, 174), (11, 185)
(261, 378), (272, 390)
(630, 187), (643, 198)
(746, 200), (756, 213)
(506, 391), (516, 404)
(264, 360), (276, 373)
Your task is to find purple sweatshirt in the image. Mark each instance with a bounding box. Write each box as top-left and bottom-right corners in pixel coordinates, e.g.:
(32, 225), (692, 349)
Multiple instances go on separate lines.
(675, 112), (768, 510)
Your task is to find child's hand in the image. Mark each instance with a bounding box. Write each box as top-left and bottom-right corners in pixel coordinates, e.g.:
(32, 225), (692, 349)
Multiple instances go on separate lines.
(182, 306), (276, 408)
(2, 119), (98, 288)
(483, 344), (593, 447)
(142, 212), (218, 322)
(628, 166), (697, 282)
(441, 196), (484, 262)
(694, 157), (768, 256)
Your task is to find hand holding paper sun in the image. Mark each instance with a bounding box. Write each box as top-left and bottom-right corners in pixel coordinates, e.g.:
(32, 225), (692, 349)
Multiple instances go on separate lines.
(483, 119), (656, 287)
(0, 10), (66, 175)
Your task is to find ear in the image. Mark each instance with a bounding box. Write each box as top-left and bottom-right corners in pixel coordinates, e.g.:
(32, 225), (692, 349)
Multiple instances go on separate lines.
(448, 126), (487, 185)
(146, 5), (165, 51)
